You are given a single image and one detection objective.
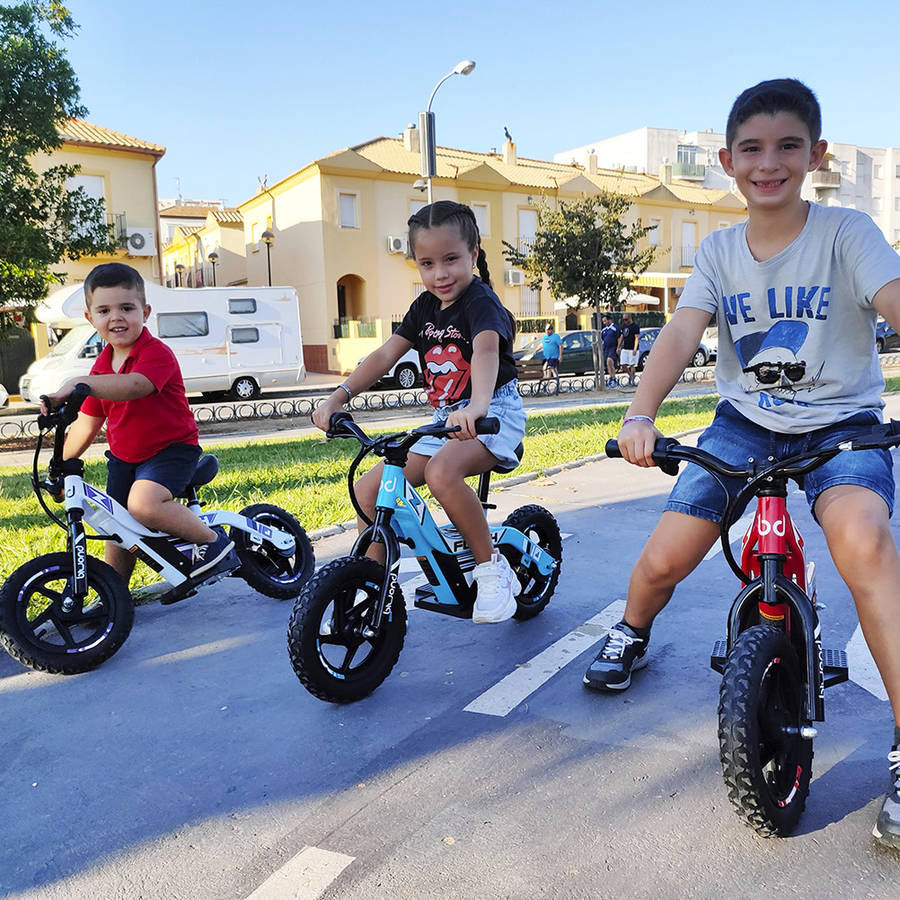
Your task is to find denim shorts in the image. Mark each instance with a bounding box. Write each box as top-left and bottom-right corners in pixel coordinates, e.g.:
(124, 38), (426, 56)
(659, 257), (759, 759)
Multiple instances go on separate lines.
(413, 380), (527, 471)
(666, 401), (895, 523)
(105, 442), (203, 507)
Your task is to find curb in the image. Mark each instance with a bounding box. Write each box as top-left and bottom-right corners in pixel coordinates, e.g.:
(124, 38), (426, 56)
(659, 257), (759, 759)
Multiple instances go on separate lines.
(304, 426), (705, 544)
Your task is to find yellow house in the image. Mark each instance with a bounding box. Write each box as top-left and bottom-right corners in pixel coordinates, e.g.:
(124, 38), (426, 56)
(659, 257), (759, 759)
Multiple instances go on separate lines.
(236, 128), (745, 373)
(161, 208), (246, 288)
(31, 119), (165, 286)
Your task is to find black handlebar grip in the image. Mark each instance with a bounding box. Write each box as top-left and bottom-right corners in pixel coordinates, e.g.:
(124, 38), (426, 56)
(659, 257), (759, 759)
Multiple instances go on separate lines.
(61, 382), (91, 424)
(326, 410), (354, 438)
(605, 437), (680, 476)
(475, 417), (500, 435)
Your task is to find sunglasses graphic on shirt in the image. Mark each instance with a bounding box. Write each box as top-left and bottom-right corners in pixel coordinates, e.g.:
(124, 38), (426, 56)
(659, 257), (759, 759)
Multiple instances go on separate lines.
(741, 360), (807, 384)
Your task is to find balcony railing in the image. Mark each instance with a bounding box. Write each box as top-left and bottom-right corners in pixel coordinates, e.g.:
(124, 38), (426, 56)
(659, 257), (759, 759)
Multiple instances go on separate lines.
(810, 170), (841, 189)
(672, 162), (706, 180)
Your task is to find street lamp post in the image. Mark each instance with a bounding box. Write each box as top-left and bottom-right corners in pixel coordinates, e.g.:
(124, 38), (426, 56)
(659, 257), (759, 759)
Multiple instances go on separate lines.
(208, 251), (218, 287)
(260, 229), (274, 286)
(174, 262), (184, 287)
(419, 59), (475, 204)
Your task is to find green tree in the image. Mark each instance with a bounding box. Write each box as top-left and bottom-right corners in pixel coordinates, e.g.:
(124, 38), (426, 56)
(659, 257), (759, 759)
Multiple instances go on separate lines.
(503, 192), (657, 388)
(0, 1), (117, 319)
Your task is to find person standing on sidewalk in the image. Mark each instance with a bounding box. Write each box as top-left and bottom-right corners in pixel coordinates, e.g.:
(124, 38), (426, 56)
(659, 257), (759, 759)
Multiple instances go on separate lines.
(540, 322), (562, 393)
(582, 77), (900, 850)
(600, 313), (620, 387)
(617, 313), (640, 386)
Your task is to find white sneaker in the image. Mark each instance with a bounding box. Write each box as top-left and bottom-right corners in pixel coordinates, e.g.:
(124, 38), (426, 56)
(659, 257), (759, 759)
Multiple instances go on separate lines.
(472, 551), (518, 624)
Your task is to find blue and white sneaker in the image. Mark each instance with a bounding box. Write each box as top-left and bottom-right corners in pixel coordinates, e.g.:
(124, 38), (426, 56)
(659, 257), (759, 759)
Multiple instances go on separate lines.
(189, 527), (239, 580)
(583, 622), (649, 691)
(873, 746), (900, 849)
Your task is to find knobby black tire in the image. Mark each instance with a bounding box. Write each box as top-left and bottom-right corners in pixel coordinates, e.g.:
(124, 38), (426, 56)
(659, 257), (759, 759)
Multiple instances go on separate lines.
(231, 504), (315, 599)
(286, 557), (407, 703)
(500, 505), (562, 620)
(718, 624), (813, 837)
(0, 553), (133, 675)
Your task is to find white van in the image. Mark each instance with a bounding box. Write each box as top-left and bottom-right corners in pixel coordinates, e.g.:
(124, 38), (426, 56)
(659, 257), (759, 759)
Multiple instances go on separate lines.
(20, 282), (305, 402)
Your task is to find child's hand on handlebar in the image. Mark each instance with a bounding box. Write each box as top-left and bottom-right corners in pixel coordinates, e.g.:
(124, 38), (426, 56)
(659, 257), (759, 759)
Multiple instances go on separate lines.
(617, 417), (663, 468)
(312, 394), (346, 432)
(40, 381), (78, 416)
(446, 406), (488, 440)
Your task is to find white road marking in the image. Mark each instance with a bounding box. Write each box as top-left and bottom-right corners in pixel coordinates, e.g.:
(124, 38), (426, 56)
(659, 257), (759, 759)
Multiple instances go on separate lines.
(464, 599), (627, 717)
(245, 846), (354, 900)
(845, 624), (888, 702)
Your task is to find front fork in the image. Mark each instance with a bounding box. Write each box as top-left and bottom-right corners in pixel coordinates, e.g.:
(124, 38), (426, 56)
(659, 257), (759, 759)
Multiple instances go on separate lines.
(350, 508), (401, 636)
(65, 510), (89, 610)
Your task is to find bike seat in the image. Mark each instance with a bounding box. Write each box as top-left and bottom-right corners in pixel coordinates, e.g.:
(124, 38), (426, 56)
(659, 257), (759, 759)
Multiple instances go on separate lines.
(492, 442), (523, 475)
(178, 455), (219, 496)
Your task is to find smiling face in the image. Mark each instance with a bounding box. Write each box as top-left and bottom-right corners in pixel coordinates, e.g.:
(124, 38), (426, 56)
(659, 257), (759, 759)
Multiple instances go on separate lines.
(719, 111), (826, 214)
(411, 223), (478, 307)
(85, 284), (150, 352)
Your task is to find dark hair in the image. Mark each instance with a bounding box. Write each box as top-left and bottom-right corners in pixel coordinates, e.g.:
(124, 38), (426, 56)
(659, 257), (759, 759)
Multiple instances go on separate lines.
(725, 78), (821, 150)
(408, 200), (516, 336)
(83, 262), (146, 307)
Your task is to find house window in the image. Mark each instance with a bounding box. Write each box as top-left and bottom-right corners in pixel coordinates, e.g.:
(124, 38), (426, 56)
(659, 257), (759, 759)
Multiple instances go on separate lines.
(228, 298), (257, 314)
(676, 144), (697, 165)
(648, 218), (661, 245)
(874, 164), (883, 179)
(521, 285), (539, 316)
(66, 174), (106, 237)
(409, 199), (426, 217)
(873, 197), (882, 213)
(896, 165), (900, 178)
(158, 312), (209, 338)
(472, 202), (490, 237)
(339, 192), (358, 228)
(517, 208), (537, 251)
(895, 198), (900, 212)
(250, 221), (259, 251)
(230, 326), (259, 344)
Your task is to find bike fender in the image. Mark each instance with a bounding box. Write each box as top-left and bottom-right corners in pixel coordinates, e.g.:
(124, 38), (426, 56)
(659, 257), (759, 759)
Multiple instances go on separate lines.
(491, 526), (556, 575)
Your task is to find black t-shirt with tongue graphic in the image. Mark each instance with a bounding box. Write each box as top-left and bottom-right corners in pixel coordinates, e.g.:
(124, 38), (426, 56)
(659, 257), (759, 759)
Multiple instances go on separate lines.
(396, 277), (517, 408)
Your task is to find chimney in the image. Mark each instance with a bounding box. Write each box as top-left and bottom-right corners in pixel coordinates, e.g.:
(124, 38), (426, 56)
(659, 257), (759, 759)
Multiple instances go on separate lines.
(587, 151), (598, 175)
(659, 162), (672, 185)
(503, 140), (517, 166)
(402, 123), (419, 153)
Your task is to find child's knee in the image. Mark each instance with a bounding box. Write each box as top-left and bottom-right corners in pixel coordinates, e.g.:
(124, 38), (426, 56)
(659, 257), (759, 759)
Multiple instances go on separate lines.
(424, 458), (460, 497)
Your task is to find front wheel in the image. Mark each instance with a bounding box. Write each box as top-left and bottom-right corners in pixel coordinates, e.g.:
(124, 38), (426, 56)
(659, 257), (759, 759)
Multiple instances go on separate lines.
(231, 503), (315, 599)
(0, 553), (133, 674)
(499, 505), (562, 620)
(287, 557), (407, 703)
(718, 624), (813, 837)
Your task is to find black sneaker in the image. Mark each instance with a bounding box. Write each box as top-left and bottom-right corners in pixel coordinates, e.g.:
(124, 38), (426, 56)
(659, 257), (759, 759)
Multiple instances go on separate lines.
(873, 746), (900, 849)
(583, 622), (649, 691)
(189, 527), (239, 580)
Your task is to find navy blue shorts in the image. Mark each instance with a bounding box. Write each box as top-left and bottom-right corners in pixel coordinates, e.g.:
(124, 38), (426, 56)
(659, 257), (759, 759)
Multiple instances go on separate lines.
(666, 401), (894, 523)
(544, 357), (560, 373)
(105, 443), (202, 507)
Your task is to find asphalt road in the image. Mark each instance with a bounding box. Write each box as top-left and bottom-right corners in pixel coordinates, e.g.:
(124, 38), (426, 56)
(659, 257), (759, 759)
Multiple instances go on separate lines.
(2, 404), (900, 898)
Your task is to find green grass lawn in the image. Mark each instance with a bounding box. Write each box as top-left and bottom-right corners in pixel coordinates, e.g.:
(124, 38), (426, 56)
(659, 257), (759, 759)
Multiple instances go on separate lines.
(0, 395), (716, 588)
(3, 379), (899, 591)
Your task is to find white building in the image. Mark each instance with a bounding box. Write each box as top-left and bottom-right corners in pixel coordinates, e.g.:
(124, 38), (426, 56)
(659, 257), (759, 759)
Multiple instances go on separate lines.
(557, 128), (900, 247)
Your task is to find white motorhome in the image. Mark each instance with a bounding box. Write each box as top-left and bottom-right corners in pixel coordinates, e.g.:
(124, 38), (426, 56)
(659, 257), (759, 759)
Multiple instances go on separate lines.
(20, 282), (305, 402)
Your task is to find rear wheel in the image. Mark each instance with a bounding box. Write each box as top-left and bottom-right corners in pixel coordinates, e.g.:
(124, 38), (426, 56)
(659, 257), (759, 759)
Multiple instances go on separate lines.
(692, 348), (708, 367)
(287, 557), (407, 703)
(499, 505), (562, 620)
(0, 553), (133, 674)
(718, 624), (813, 837)
(231, 376), (260, 400)
(231, 503), (314, 598)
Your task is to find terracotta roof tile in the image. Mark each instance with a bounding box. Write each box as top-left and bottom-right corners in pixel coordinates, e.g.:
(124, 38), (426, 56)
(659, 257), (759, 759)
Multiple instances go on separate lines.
(58, 119), (165, 156)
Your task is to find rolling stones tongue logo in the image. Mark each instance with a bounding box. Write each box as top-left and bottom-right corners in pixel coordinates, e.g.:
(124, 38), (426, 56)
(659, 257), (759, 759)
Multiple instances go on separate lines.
(424, 343), (471, 404)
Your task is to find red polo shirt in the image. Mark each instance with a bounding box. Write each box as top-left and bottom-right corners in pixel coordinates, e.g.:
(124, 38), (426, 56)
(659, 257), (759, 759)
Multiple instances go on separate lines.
(81, 328), (199, 463)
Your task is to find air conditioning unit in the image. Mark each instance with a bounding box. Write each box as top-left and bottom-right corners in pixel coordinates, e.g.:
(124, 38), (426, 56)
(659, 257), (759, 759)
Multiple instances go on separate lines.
(125, 227), (156, 256)
(505, 268), (525, 287)
(386, 235), (408, 255)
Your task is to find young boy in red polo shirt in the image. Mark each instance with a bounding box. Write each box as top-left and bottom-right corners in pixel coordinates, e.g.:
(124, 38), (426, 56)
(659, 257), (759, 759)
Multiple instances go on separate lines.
(42, 263), (236, 586)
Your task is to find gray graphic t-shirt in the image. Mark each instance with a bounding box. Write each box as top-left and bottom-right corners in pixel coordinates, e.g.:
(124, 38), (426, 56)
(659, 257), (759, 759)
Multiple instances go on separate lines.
(677, 203), (900, 432)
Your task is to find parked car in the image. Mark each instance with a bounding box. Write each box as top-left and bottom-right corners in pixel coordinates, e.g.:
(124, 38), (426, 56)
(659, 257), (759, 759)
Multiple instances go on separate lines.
(513, 330), (596, 380)
(635, 325), (718, 371)
(876, 317), (900, 353)
(357, 347), (422, 389)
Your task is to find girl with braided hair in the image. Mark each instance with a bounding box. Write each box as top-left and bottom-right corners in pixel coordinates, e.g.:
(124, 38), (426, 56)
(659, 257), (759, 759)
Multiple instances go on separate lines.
(313, 200), (525, 623)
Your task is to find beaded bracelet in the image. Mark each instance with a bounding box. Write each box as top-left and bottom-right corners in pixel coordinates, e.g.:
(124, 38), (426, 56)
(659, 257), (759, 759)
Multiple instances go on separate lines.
(622, 415), (655, 427)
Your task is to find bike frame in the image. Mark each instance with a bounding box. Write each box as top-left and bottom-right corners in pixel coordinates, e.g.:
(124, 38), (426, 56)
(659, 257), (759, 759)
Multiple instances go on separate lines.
(351, 460), (556, 623)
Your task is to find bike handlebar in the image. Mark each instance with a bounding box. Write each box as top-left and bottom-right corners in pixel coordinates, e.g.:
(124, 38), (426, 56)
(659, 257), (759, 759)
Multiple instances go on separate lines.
(37, 382), (92, 432)
(326, 411), (500, 444)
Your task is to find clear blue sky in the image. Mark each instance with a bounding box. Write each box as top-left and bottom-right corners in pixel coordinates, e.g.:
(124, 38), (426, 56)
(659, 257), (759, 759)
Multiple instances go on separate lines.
(63, 0), (899, 208)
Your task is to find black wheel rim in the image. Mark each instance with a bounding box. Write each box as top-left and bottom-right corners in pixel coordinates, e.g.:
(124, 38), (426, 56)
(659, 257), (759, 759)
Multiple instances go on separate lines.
(239, 513), (305, 584)
(756, 656), (806, 805)
(315, 576), (387, 678)
(16, 566), (113, 653)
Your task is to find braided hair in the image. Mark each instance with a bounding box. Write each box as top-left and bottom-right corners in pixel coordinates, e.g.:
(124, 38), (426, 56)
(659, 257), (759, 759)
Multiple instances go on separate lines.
(407, 201), (515, 336)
